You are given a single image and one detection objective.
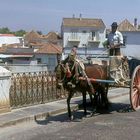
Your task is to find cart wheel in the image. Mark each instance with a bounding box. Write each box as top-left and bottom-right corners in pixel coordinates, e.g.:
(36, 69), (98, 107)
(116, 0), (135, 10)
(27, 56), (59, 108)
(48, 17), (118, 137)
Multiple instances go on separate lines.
(130, 65), (140, 110)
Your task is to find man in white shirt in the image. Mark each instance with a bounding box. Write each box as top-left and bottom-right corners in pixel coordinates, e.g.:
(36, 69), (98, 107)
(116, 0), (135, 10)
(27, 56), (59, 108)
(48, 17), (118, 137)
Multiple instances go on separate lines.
(107, 22), (123, 56)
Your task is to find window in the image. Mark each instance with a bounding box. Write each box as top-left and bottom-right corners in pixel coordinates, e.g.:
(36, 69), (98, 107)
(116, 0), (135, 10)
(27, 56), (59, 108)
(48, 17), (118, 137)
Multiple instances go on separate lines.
(37, 58), (41, 64)
(72, 32), (77, 38)
(82, 31), (87, 33)
(70, 32), (77, 40)
(89, 31), (96, 40)
(73, 45), (78, 48)
(91, 31), (95, 37)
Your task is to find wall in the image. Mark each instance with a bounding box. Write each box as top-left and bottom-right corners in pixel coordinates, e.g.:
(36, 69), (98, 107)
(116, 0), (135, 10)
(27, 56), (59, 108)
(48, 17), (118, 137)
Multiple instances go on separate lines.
(0, 66), (11, 113)
(34, 54), (58, 72)
(62, 26), (106, 59)
(0, 36), (22, 47)
(121, 31), (140, 58)
(3, 64), (48, 73)
(122, 31), (140, 45)
(121, 44), (140, 58)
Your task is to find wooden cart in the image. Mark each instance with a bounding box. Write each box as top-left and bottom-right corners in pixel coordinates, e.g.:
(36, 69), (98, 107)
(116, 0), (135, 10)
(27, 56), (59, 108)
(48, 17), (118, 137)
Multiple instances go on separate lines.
(81, 56), (140, 110)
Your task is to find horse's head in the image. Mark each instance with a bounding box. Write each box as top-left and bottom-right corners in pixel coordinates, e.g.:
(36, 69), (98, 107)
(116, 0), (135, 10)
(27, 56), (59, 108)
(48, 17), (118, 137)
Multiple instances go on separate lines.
(55, 61), (66, 89)
(55, 56), (78, 89)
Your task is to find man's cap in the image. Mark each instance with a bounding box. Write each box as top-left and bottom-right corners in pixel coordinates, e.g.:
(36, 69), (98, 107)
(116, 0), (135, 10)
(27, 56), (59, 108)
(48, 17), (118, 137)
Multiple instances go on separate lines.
(111, 22), (118, 27)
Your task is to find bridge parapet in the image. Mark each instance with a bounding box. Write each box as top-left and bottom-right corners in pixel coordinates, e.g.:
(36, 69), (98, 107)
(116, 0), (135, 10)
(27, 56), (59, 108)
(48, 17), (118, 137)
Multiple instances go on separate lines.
(0, 66), (11, 113)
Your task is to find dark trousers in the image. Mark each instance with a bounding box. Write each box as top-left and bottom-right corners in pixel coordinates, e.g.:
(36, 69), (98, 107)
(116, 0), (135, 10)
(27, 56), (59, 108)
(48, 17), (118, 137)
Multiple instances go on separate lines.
(109, 48), (121, 56)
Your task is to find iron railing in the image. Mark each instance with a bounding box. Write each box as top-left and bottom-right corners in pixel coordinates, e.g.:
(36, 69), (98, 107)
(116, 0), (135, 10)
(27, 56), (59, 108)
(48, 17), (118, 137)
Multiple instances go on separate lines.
(10, 71), (68, 109)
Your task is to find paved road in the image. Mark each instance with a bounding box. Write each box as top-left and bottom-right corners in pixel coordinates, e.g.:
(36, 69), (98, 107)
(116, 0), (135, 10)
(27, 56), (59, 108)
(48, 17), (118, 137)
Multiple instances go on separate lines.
(1, 94), (140, 140)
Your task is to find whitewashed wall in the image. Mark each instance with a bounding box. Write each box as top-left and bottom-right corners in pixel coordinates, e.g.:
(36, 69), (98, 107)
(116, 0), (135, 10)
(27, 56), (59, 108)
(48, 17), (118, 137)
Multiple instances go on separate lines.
(0, 66), (11, 113)
(121, 45), (140, 59)
(3, 65), (48, 73)
(0, 36), (22, 47)
(34, 54), (58, 72)
(121, 31), (140, 59)
(63, 27), (105, 48)
(62, 26), (106, 60)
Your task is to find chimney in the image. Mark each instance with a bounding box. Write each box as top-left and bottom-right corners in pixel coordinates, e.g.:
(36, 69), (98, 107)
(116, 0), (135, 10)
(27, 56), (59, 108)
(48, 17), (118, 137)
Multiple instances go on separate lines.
(79, 13), (82, 20)
(72, 14), (75, 18)
(134, 18), (137, 28)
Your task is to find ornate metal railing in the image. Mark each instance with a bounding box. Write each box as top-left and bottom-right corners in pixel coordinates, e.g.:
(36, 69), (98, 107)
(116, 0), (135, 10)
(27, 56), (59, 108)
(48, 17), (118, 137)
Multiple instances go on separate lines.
(9, 71), (68, 109)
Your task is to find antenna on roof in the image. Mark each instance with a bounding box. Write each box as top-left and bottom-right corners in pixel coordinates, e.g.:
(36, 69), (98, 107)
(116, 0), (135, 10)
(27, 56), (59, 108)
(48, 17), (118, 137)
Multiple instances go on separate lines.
(134, 18), (137, 28)
(72, 14), (75, 18)
(79, 13), (82, 20)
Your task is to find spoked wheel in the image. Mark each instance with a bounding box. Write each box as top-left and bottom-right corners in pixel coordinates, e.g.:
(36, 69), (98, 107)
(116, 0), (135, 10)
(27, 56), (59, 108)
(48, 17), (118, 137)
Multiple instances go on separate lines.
(130, 65), (140, 110)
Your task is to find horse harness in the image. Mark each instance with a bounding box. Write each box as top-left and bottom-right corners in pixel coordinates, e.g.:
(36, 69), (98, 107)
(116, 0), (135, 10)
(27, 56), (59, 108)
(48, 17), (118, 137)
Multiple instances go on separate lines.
(64, 59), (95, 94)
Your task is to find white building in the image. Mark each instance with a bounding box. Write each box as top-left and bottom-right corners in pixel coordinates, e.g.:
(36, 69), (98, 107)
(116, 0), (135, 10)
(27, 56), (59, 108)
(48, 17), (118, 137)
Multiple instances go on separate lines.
(61, 16), (107, 61)
(0, 43), (62, 72)
(0, 34), (23, 47)
(118, 19), (140, 59)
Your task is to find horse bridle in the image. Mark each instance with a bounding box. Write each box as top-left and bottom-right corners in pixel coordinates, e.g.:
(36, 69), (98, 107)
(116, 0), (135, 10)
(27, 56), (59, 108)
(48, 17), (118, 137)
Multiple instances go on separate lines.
(55, 63), (67, 84)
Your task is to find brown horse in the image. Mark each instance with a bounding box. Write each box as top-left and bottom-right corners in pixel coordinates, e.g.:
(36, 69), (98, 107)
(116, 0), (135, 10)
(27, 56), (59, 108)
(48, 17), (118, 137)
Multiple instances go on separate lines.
(55, 58), (109, 120)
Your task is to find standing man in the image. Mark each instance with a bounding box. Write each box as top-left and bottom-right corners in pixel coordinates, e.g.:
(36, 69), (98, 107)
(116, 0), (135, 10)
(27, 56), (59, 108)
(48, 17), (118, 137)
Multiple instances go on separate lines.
(106, 22), (129, 86)
(107, 22), (123, 56)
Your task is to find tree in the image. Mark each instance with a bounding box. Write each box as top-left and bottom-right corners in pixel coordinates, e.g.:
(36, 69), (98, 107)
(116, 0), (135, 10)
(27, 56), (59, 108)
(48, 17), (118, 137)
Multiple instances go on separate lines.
(0, 27), (27, 36)
(14, 30), (26, 36)
(0, 27), (11, 34)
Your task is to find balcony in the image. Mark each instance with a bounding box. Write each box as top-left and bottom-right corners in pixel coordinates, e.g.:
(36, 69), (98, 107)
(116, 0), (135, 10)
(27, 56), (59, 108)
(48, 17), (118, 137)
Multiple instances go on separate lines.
(88, 36), (100, 43)
(68, 36), (80, 42)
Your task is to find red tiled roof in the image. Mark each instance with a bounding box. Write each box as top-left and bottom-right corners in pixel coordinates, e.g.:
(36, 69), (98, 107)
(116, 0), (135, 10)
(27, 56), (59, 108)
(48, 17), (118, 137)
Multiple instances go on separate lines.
(43, 32), (61, 39)
(4, 43), (22, 48)
(0, 44), (23, 53)
(11, 54), (33, 58)
(40, 32), (62, 44)
(0, 47), (6, 53)
(62, 18), (105, 28)
(36, 43), (62, 54)
(118, 19), (137, 31)
(0, 34), (15, 37)
(29, 42), (43, 48)
(24, 30), (41, 43)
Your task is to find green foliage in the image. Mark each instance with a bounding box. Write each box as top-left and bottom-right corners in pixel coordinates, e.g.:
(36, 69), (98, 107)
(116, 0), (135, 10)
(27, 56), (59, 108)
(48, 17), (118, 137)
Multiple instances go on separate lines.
(14, 30), (26, 36)
(0, 27), (26, 36)
(0, 27), (10, 34)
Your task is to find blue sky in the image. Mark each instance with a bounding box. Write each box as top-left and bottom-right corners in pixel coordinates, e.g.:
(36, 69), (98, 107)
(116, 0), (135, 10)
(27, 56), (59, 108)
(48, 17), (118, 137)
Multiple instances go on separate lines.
(0, 0), (140, 33)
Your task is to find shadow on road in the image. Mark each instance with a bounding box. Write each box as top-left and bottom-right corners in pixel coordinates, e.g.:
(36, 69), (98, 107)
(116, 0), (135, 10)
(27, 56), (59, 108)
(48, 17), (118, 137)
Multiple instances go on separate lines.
(110, 102), (134, 113)
(34, 102), (134, 126)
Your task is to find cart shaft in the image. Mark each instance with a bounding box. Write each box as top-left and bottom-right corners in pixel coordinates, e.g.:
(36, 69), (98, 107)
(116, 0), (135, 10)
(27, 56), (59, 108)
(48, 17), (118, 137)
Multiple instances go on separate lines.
(79, 77), (116, 84)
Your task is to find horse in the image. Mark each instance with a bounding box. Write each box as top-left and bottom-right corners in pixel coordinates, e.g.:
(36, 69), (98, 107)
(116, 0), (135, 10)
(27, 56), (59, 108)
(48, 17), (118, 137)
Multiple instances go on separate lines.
(55, 57), (109, 120)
